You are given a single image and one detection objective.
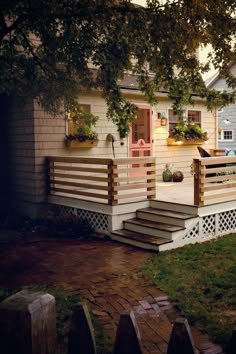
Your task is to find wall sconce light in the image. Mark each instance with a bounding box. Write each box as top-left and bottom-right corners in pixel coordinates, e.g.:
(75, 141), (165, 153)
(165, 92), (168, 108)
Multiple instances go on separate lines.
(223, 119), (231, 125)
(160, 113), (167, 126)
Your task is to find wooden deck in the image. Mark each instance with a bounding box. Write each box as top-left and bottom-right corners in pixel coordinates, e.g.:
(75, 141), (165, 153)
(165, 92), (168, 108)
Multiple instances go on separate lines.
(156, 178), (194, 205)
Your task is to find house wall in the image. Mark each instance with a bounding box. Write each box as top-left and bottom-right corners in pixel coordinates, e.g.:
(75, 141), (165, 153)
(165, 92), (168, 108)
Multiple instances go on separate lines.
(5, 91), (216, 218)
(0, 95), (10, 213)
(152, 97), (216, 178)
(209, 63), (236, 151)
(7, 98), (38, 217)
(218, 104), (236, 150)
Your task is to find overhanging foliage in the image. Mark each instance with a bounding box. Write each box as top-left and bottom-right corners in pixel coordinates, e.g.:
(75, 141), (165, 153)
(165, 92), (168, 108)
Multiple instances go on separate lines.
(1, 0), (236, 136)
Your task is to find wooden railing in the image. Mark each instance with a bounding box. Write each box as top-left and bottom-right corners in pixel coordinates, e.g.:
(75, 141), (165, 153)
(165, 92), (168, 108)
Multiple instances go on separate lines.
(47, 156), (156, 205)
(193, 156), (236, 206)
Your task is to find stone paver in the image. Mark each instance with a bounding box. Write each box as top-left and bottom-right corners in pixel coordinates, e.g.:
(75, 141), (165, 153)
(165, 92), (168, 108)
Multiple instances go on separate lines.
(0, 236), (224, 353)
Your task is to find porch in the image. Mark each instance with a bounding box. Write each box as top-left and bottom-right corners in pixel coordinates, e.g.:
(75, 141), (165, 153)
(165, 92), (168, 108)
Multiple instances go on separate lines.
(47, 155), (236, 251)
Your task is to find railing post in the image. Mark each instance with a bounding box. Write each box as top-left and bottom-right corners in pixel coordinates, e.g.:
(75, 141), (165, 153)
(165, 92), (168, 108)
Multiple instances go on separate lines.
(113, 310), (143, 354)
(0, 290), (56, 354)
(167, 317), (196, 354)
(67, 302), (97, 354)
(227, 328), (236, 354)
(47, 157), (55, 196)
(108, 160), (118, 206)
(146, 161), (156, 200)
(193, 158), (203, 207)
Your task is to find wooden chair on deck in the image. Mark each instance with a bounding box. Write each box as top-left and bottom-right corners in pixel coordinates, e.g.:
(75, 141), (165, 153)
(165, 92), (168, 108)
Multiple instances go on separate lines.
(197, 147), (226, 178)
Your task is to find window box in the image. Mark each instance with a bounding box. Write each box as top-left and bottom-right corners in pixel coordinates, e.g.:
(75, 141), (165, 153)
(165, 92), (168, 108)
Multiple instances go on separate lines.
(65, 139), (98, 148)
(167, 138), (207, 146)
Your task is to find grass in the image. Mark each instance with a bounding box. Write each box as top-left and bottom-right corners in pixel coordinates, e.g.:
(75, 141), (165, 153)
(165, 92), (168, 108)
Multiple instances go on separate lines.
(0, 286), (110, 354)
(140, 234), (236, 348)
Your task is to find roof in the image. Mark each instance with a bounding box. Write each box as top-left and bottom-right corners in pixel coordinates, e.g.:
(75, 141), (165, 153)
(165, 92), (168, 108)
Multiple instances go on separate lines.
(206, 62), (235, 88)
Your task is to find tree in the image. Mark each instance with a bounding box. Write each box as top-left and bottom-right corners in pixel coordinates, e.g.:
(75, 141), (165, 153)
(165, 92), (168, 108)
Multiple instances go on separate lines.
(1, 0), (236, 136)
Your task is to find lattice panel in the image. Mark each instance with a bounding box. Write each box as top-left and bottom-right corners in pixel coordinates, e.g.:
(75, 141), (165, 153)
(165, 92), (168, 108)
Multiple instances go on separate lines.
(202, 215), (215, 238)
(75, 209), (109, 232)
(183, 222), (199, 240)
(218, 209), (236, 234)
(49, 205), (109, 232)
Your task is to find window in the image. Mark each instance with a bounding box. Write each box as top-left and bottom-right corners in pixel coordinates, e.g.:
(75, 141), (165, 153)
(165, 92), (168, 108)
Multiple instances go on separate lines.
(168, 109), (201, 134)
(67, 104), (91, 135)
(219, 130), (233, 141)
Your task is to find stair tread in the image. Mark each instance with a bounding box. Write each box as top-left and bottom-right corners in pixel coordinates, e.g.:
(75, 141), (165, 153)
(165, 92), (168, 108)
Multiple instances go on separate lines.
(138, 207), (196, 220)
(112, 230), (173, 245)
(125, 218), (184, 232)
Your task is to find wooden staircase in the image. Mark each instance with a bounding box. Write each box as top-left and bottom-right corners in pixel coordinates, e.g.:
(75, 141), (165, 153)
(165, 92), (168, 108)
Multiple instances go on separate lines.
(111, 201), (198, 251)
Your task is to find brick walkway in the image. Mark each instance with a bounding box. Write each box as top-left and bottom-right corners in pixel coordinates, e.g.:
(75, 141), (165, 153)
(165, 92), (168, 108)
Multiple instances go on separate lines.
(0, 235), (224, 353)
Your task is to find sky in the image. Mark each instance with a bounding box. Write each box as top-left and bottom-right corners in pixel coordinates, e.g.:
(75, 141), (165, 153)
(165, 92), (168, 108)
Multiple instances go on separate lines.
(131, 0), (216, 80)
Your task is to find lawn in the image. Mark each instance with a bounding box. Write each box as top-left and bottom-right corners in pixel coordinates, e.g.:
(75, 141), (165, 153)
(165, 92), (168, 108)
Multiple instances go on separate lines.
(140, 234), (236, 349)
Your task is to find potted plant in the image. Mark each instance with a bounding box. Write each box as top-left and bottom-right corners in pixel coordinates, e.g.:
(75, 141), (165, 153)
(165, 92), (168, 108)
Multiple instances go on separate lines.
(65, 103), (99, 147)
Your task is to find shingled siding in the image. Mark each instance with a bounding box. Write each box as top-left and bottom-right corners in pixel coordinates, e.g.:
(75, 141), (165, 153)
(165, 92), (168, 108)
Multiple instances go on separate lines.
(0, 95), (10, 212)
(209, 63), (236, 151)
(152, 96), (217, 178)
(218, 104), (236, 149)
(7, 98), (38, 216)
(6, 91), (216, 217)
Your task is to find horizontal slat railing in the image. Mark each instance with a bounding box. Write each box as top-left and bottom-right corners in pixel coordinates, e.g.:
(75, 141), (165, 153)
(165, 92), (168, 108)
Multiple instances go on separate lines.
(193, 156), (236, 206)
(47, 156), (156, 205)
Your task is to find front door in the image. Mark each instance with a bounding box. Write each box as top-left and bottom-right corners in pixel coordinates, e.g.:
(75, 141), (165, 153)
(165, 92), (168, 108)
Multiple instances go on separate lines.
(129, 106), (153, 158)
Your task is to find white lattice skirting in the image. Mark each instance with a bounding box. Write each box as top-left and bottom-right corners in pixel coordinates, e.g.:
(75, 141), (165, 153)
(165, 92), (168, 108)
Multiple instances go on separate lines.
(160, 208), (236, 251)
(50, 205), (110, 233)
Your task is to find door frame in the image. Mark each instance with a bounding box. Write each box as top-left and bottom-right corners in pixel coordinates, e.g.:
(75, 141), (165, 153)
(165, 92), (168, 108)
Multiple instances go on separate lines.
(129, 104), (153, 157)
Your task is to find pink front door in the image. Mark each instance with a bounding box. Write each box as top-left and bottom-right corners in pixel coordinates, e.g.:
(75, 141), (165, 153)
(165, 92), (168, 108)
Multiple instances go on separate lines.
(129, 106), (153, 158)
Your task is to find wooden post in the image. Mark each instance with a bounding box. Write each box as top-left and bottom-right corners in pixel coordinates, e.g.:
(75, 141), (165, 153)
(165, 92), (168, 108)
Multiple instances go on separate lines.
(46, 158), (51, 195)
(0, 290), (56, 354)
(167, 317), (196, 354)
(227, 328), (236, 354)
(193, 158), (202, 206)
(108, 160), (118, 206)
(67, 302), (96, 354)
(113, 310), (143, 354)
(146, 162), (156, 200)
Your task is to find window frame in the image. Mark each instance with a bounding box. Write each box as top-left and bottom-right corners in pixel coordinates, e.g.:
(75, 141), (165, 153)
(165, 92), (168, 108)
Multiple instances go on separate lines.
(67, 104), (91, 135)
(219, 129), (234, 142)
(168, 109), (202, 134)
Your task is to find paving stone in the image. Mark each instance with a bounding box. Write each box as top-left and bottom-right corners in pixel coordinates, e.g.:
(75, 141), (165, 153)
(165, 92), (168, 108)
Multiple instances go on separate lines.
(155, 296), (169, 302)
(139, 300), (153, 310)
(0, 237), (225, 354)
(157, 300), (170, 306)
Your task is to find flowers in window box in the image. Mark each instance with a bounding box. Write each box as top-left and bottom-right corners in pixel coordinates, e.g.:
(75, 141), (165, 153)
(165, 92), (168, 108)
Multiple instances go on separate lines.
(169, 118), (208, 142)
(65, 102), (98, 143)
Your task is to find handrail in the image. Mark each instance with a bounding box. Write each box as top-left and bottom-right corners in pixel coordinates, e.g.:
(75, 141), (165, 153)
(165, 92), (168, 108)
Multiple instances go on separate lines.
(47, 156), (156, 205)
(193, 156), (236, 206)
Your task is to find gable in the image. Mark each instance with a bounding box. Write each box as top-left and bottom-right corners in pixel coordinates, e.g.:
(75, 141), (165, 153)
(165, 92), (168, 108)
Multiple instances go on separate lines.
(208, 63), (236, 91)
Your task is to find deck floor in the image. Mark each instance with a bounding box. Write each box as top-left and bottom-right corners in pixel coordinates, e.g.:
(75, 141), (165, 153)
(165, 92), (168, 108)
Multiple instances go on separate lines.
(156, 177), (194, 205)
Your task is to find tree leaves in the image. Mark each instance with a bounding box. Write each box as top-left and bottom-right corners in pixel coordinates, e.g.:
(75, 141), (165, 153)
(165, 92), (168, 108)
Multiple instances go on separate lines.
(1, 0), (236, 136)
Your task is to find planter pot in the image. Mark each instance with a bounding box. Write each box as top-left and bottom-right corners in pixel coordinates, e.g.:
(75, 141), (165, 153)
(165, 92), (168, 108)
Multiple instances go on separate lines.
(167, 138), (207, 146)
(65, 139), (98, 148)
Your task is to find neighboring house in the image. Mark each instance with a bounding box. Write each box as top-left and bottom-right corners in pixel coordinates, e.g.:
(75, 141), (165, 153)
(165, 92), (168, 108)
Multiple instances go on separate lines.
(0, 73), (217, 218)
(207, 63), (236, 152)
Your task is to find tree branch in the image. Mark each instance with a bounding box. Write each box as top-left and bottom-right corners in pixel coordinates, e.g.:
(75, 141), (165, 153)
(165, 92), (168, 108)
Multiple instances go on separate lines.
(18, 28), (49, 76)
(0, 14), (26, 43)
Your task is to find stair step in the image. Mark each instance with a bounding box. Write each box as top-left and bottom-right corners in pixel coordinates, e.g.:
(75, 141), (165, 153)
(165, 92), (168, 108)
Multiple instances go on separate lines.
(124, 218), (184, 232)
(111, 230), (172, 251)
(139, 208), (195, 220)
(150, 200), (199, 215)
(124, 218), (184, 239)
(137, 208), (197, 227)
